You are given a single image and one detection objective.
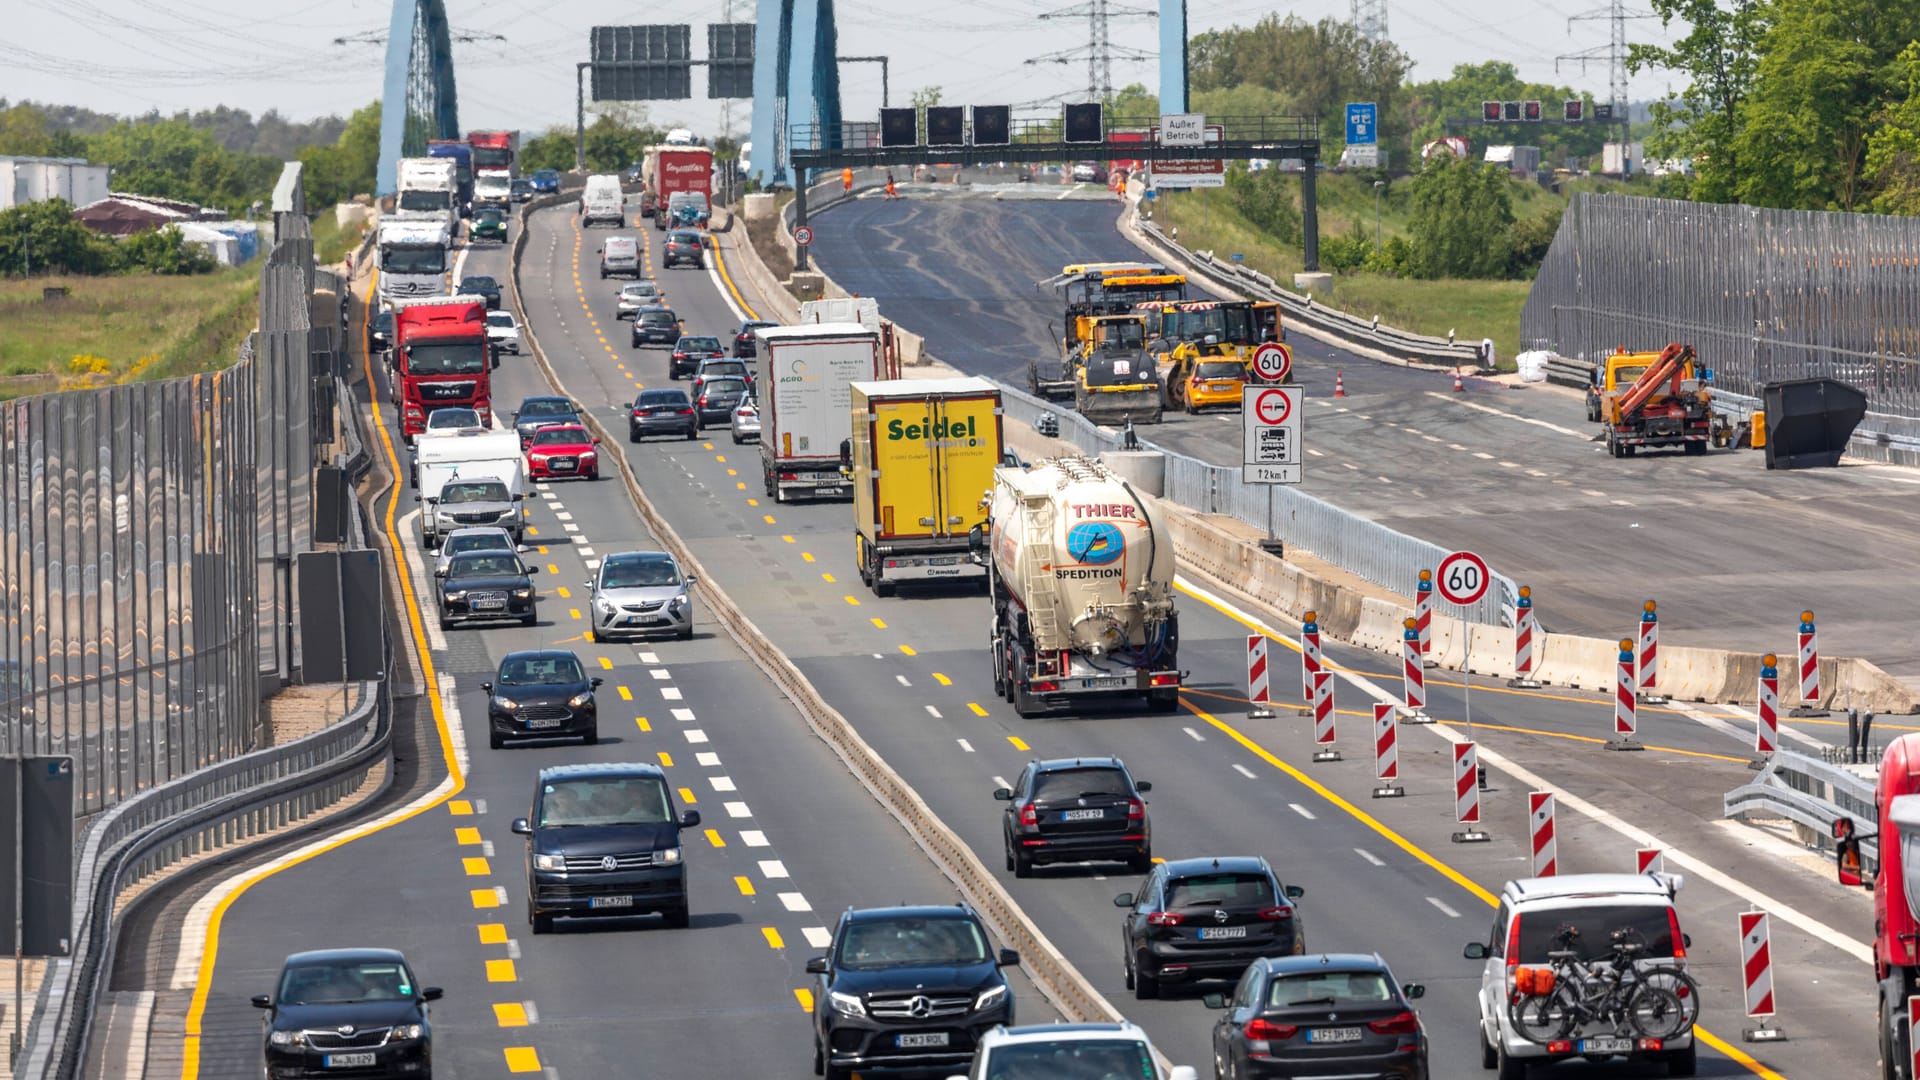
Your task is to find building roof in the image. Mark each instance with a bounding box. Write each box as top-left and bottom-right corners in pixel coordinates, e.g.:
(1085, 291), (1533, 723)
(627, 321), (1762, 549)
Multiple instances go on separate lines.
(0, 155), (93, 167)
(72, 194), (221, 237)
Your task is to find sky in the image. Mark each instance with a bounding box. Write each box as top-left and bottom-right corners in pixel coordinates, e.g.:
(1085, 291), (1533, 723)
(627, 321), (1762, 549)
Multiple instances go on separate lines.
(1, 0), (1683, 139)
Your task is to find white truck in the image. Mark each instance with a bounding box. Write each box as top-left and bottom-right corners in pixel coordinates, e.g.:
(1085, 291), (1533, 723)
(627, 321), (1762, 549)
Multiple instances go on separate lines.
(394, 158), (460, 233)
(974, 456), (1182, 717)
(375, 218), (452, 306)
(580, 174), (625, 227)
(415, 429), (526, 548)
(755, 323), (898, 502)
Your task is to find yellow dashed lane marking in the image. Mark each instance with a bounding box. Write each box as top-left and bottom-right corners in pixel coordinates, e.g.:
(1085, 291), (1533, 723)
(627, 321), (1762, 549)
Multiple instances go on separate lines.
(1006, 735), (1027, 750)
(537, 546), (549, 554)
(972, 703), (993, 718)
(547, 564), (559, 575)
(764, 514), (777, 525)
(557, 586), (571, 599)
(478, 924), (508, 945)
(735, 875), (756, 896)
(471, 889), (500, 909)
(527, 526), (539, 536)
(658, 751), (675, 767)
(763, 927), (785, 949)
(737, 482), (747, 490)
(782, 535), (795, 544)
(802, 552), (815, 563)
(636, 717), (652, 731)
(503, 1046), (541, 1072)
(493, 1002), (529, 1027)
(455, 827), (482, 845)
(822, 573), (836, 583)
(569, 608), (581, 620)
(618, 686), (633, 700)
(900, 645), (917, 656)
(450, 800), (473, 816)
(795, 988), (815, 1010)
(933, 672), (951, 685)
(599, 657), (614, 670)
(844, 595), (860, 606)
(486, 958), (517, 982)
(705, 828), (726, 848)
(871, 618), (887, 629)
(462, 857), (490, 876)
(679, 786), (698, 804)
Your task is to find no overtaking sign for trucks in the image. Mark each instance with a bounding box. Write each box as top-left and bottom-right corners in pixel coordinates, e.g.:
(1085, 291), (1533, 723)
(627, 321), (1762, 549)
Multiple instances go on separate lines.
(1243, 386), (1301, 483)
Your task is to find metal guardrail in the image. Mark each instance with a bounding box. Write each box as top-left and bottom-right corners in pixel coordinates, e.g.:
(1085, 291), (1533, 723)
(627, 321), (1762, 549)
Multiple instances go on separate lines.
(1724, 749), (1879, 870)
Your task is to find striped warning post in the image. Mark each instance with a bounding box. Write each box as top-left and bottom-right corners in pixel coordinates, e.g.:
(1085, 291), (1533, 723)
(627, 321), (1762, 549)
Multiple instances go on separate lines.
(1529, 791), (1557, 877)
(1301, 611), (1323, 701)
(1454, 742), (1480, 824)
(1310, 672), (1340, 762)
(1756, 653), (1780, 756)
(1508, 585), (1541, 688)
(1401, 617), (1429, 720)
(1247, 634), (1273, 719)
(1415, 570), (1435, 665)
(1793, 610), (1827, 716)
(1609, 638), (1641, 749)
(1740, 911), (1775, 1018)
(1637, 848), (1664, 875)
(1374, 703), (1399, 782)
(1637, 600), (1668, 703)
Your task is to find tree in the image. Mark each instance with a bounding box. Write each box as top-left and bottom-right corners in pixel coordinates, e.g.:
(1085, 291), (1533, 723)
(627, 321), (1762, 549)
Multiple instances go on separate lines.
(0, 200), (118, 276)
(1223, 161), (1300, 244)
(120, 225), (215, 275)
(1867, 42), (1920, 214)
(520, 128), (578, 174)
(1405, 156), (1514, 279)
(1628, 0), (1768, 203)
(1404, 62), (1606, 168)
(1190, 15), (1411, 156)
(909, 86), (943, 109)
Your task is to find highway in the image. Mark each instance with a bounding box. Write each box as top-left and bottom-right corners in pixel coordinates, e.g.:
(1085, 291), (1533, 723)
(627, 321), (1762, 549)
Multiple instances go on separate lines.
(807, 193), (1920, 681)
(498, 199), (1875, 1078)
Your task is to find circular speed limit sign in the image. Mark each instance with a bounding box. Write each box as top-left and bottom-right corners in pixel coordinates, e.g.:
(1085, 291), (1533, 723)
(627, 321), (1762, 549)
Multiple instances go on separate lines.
(1435, 550), (1491, 606)
(793, 225), (814, 246)
(1253, 342), (1292, 382)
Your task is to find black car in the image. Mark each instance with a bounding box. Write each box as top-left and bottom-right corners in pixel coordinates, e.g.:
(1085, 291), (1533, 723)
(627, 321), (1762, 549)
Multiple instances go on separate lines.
(629, 388), (698, 441)
(692, 357), (753, 394)
(996, 756), (1151, 878)
(511, 395), (580, 446)
(437, 550), (538, 629)
(370, 310), (394, 355)
(510, 761), (700, 932)
(1204, 954), (1429, 1080)
(1117, 855), (1306, 999)
(510, 178), (533, 203)
(692, 377), (749, 428)
(255, 948), (441, 1078)
(808, 903), (1020, 1079)
(663, 229), (705, 268)
(484, 650), (598, 748)
(669, 334), (727, 379)
(733, 319), (780, 357)
(457, 274), (502, 309)
(631, 308), (683, 348)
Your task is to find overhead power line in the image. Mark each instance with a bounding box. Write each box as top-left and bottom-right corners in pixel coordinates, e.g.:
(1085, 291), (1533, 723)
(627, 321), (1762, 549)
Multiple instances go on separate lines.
(1025, 0), (1156, 102)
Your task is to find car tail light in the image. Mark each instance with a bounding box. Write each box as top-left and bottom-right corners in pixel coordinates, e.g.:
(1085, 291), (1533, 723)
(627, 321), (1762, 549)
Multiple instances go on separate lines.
(680, 408), (695, 415)
(1637, 1037), (1664, 1052)
(698, 397), (709, 407)
(1146, 912), (1185, 927)
(1256, 905), (1294, 921)
(1667, 907), (1686, 960)
(1150, 673), (1179, 687)
(1030, 680), (1059, 692)
(778, 471), (799, 481)
(1546, 1040), (1573, 1055)
(1018, 802), (1038, 827)
(1368, 1011), (1419, 1035)
(1505, 913), (1523, 977)
(1127, 799), (1145, 820)
(1244, 1018), (1296, 1040)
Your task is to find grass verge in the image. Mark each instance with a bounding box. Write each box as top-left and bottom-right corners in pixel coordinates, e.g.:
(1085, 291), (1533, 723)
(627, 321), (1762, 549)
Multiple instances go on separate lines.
(312, 210), (371, 266)
(0, 270), (259, 397)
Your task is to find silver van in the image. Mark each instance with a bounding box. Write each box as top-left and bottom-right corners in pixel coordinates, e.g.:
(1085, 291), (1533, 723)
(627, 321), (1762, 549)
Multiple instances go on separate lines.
(600, 236), (640, 279)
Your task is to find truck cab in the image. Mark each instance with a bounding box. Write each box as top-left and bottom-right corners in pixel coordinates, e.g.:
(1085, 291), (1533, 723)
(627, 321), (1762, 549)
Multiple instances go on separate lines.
(375, 220), (452, 304)
(1835, 733), (1920, 1080)
(390, 295), (493, 442)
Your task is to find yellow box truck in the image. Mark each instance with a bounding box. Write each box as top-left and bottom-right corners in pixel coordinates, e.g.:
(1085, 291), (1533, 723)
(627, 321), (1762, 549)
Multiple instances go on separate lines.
(848, 377), (1003, 596)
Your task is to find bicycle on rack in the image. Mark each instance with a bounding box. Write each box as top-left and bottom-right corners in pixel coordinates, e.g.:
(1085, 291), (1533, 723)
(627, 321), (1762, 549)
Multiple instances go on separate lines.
(1508, 925), (1701, 1046)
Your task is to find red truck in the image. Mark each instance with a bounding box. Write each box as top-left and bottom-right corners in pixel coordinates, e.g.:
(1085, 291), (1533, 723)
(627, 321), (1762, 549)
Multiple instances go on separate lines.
(1835, 734), (1920, 1078)
(389, 294), (493, 442)
(642, 145), (713, 229)
(467, 130), (519, 175)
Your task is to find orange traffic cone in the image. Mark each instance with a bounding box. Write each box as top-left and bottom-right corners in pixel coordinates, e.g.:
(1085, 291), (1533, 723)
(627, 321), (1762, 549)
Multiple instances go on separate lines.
(1333, 371), (1346, 397)
(1452, 369), (1464, 392)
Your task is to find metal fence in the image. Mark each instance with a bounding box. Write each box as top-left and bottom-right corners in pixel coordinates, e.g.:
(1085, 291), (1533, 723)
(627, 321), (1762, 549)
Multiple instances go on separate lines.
(1522, 193), (1920, 456)
(0, 163), (336, 816)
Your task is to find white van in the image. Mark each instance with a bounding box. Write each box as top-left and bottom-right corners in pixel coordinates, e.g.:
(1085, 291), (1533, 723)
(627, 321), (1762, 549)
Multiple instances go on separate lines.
(600, 236), (640, 279)
(581, 175), (625, 228)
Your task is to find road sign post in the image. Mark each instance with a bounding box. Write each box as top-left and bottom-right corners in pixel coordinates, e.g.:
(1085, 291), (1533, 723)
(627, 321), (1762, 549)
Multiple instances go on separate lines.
(793, 224), (813, 247)
(1243, 385), (1301, 554)
(1435, 550), (1491, 733)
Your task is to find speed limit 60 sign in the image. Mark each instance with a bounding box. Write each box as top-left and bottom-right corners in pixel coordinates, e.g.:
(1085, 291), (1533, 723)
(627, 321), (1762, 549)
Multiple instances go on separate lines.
(1435, 550), (1491, 606)
(1243, 385), (1301, 483)
(1253, 341), (1292, 382)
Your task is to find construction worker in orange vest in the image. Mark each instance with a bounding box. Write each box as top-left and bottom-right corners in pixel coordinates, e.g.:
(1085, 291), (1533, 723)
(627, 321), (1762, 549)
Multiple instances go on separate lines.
(885, 170), (899, 199)
(841, 167), (854, 193)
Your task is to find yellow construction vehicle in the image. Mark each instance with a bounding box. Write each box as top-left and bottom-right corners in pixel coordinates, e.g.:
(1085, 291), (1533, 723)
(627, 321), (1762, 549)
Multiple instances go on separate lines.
(1586, 344), (1714, 457)
(1136, 299), (1289, 412)
(1033, 263), (1187, 399)
(1073, 314), (1164, 425)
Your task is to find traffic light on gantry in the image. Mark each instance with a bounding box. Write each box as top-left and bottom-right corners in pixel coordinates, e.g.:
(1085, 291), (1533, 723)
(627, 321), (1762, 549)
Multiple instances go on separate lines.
(1523, 100), (1542, 121)
(1482, 101), (1501, 122)
(1564, 99), (1584, 122)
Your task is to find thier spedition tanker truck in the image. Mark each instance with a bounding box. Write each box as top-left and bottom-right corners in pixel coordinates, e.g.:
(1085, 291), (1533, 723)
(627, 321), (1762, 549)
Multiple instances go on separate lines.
(971, 456), (1181, 718)
(1834, 733), (1920, 1078)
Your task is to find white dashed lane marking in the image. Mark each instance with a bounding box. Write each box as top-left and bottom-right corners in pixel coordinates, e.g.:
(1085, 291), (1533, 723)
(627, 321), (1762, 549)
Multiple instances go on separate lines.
(740, 830), (769, 847)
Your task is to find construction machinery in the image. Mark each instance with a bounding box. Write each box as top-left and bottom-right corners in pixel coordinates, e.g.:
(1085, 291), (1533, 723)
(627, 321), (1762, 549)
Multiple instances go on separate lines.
(1136, 299), (1288, 412)
(1073, 314), (1164, 425)
(1033, 263), (1187, 399)
(1589, 344), (1713, 458)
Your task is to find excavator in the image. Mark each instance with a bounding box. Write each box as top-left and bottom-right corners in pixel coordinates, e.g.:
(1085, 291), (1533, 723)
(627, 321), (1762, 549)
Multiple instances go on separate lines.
(1591, 343), (1713, 458)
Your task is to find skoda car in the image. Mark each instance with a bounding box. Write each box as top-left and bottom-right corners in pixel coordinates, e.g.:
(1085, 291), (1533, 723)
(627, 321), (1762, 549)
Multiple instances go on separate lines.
(484, 649), (599, 749)
(996, 757), (1152, 878)
(511, 762), (700, 932)
(587, 550), (696, 642)
(525, 423), (601, 481)
(255, 948), (441, 1079)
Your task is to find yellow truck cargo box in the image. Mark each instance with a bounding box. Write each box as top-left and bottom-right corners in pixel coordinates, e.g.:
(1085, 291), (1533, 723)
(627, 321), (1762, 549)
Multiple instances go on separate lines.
(848, 377), (1003, 595)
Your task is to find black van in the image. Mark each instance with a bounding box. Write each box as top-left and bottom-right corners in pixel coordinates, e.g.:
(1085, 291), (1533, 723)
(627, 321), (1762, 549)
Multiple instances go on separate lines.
(511, 762), (701, 934)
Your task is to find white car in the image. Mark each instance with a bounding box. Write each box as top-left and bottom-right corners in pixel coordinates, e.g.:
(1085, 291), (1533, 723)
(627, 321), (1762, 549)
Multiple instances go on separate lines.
(434, 526), (518, 576)
(486, 311), (521, 354)
(947, 1022), (1196, 1080)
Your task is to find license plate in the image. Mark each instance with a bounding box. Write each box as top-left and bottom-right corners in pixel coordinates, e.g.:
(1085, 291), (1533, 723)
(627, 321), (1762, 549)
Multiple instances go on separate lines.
(1080, 676), (1130, 689)
(1061, 809), (1105, 821)
(929, 556), (961, 565)
(1198, 925), (1247, 939)
(1308, 1027), (1363, 1043)
(1211, 383), (1235, 392)
(623, 616), (658, 627)
(473, 599), (505, 610)
(528, 717), (563, 729)
(589, 895), (633, 908)
(552, 461), (576, 471)
(896, 1032), (949, 1049)
(325, 1053), (377, 1068)
(1578, 1037), (1632, 1055)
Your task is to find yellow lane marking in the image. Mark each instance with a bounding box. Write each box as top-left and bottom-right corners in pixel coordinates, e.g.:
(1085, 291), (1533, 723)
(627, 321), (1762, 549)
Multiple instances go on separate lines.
(478, 924), (508, 945)
(455, 827), (482, 845)
(794, 988), (815, 1011)
(679, 786), (698, 804)
(705, 828), (726, 848)
(557, 586), (571, 598)
(782, 535), (796, 543)
(618, 686), (634, 700)
(493, 1002), (529, 1027)
(748, 498), (759, 506)
(971, 703), (992, 718)
(823, 573), (836, 583)
(844, 595), (860, 606)
(658, 751), (675, 767)
(727, 468), (738, 476)
(1006, 734), (1027, 749)
(471, 889), (501, 909)
(537, 545), (549, 554)
(637, 717), (652, 731)
(449, 800), (472, 816)
(503, 1046), (541, 1072)
(485, 958), (517, 982)
(932, 672), (951, 686)
(802, 552), (815, 563)
(527, 526), (539, 536)
(899, 645), (916, 656)
(709, 230), (762, 319)
(568, 608), (581, 620)
(735, 875), (756, 896)
(737, 482), (747, 490)
(871, 618), (888, 629)
(599, 657), (614, 670)
(764, 514), (777, 525)
(763, 927), (785, 949)
(462, 857), (490, 876)
(547, 564), (559, 575)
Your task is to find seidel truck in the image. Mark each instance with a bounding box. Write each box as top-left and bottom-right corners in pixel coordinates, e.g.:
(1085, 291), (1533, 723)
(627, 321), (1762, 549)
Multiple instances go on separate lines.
(756, 323), (898, 502)
(1835, 733), (1920, 1079)
(389, 294), (493, 443)
(971, 456), (1182, 717)
(844, 376), (1002, 596)
(641, 144), (713, 229)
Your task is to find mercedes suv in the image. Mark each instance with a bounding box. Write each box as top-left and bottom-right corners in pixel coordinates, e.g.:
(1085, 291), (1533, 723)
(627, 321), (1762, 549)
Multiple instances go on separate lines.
(809, 904), (1020, 1079)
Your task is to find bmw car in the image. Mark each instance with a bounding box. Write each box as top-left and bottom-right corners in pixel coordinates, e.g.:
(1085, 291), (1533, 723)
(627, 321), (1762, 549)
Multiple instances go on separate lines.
(587, 550), (697, 642)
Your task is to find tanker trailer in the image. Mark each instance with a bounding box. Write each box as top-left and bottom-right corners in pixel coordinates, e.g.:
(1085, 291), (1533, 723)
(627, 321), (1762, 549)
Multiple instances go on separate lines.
(968, 456), (1181, 717)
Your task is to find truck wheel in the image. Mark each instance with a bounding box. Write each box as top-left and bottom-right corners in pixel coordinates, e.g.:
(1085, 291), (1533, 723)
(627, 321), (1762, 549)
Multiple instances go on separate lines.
(855, 536), (871, 586)
(1882, 972), (1913, 1080)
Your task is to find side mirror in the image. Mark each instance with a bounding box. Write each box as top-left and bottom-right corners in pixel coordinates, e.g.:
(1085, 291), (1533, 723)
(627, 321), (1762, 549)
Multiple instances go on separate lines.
(510, 817), (531, 835)
(590, 677), (604, 688)
(1134, 780), (1152, 793)
(967, 525), (986, 555)
(680, 810), (702, 828)
(413, 494), (422, 503)
(1682, 933), (1692, 949)
(593, 438), (602, 445)
(1403, 983), (1426, 1000)
(1284, 884), (1304, 900)
(997, 948), (1020, 968)
(992, 787), (1013, 801)
(804, 956), (828, 975)
(515, 493), (526, 501)
(479, 681), (493, 693)
(251, 994), (273, 1009)
(1200, 992), (1229, 1012)
(433, 568), (447, 578)
(420, 986), (444, 1002)
(684, 575), (698, 585)
(1113, 893), (1133, 908)
(1463, 942), (1490, 960)
(525, 565), (540, 574)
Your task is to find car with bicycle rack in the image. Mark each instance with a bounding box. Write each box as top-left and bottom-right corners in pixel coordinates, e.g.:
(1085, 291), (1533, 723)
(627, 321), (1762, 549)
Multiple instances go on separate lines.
(1463, 873), (1699, 1079)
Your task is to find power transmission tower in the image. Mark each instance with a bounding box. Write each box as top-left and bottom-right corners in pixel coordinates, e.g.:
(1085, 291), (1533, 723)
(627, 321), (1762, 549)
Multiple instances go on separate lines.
(1026, 0), (1156, 102)
(1350, 0), (1388, 43)
(1556, 0), (1654, 165)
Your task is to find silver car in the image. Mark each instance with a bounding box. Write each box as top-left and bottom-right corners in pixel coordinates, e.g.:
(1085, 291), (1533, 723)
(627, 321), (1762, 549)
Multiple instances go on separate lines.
(729, 395), (761, 444)
(435, 526), (518, 576)
(616, 281), (666, 319)
(587, 551), (696, 642)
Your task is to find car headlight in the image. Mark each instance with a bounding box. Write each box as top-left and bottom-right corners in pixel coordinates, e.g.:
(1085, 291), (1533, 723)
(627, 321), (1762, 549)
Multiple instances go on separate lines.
(668, 595), (687, 612)
(654, 845), (681, 865)
(269, 1030), (306, 1047)
(392, 1024), (424, 1041)
(442, 589), (465, 602)
(828, 991), (866, 1018)
(495, 697), (519, 711)
(513, 588), (533, 600)
(533, 853), (563, 871)
(580, 450), (597, 461)
(567, 691), (595, 708)
(973, 984), (1009, 1013)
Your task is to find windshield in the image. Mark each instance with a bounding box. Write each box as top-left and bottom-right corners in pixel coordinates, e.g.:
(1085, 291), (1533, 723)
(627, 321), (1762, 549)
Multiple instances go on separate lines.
(426, 408), (481, 429)
(1096, 323), (1145, 350)
(1166, 872), (1275, 911)
(461, 277), (497, 291)
(486, 313), (515, 329)
(641, 313), (678, 327)
(671, 232), (701, 243)
(440, 481), (510, 505)
(538, 776), (674, 827)
(1196, 360), (1243, 380)
(535, 170), (558, 181)
(623, 284), (660, 298)
(1267, 970), (1395, 1007)
(1179, 307), (1256, 344)
(984, 1040), (1155, 1080)
(531, 426), (587, 446)
(519, 400), (574, 419)
(474, 211), (503, 225)
(382, 246), (446, 274)
(1033, 767), (1130, 800)
(397, 190), (446, 212)
(405, 342), (485, 376)
(277, 959), (417, 1006)
(681, 338), (722, 352)
(1516, 905), (1675, 963)
(601, 554), (681, 589)
(701, 379), (746, 397)
(837, 917), (991, 969)
(500, 654), (585, 684)
(701, 362), (747, 377)
(446, 532), (512, 557)
(637, 390), (689, 407)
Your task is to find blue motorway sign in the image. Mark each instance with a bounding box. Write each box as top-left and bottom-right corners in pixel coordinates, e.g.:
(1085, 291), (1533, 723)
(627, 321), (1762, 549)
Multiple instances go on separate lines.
(1346, 102), (1378, 146)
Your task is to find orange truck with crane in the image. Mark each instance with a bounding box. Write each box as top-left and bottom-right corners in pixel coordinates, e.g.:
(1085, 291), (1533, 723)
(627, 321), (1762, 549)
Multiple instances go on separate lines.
(1834, 735), (1920, 1079)
(1586, 343), (1714, 458)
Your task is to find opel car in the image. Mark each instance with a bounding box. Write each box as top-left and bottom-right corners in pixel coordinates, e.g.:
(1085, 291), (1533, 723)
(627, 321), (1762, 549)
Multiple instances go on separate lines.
(616, 281), (666, 319)
(525, 423), (601, 481)
(1117, 856), (1307, 999)
(511, 762), (699, 932)
(255, 948), (441, 1079)
(729, 395), (761, 445)
(484, 650), (599, 749)
(1204, 954), (1429, 1080)
(628, 388), (699, 441)
(587, 550), (696, 642)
